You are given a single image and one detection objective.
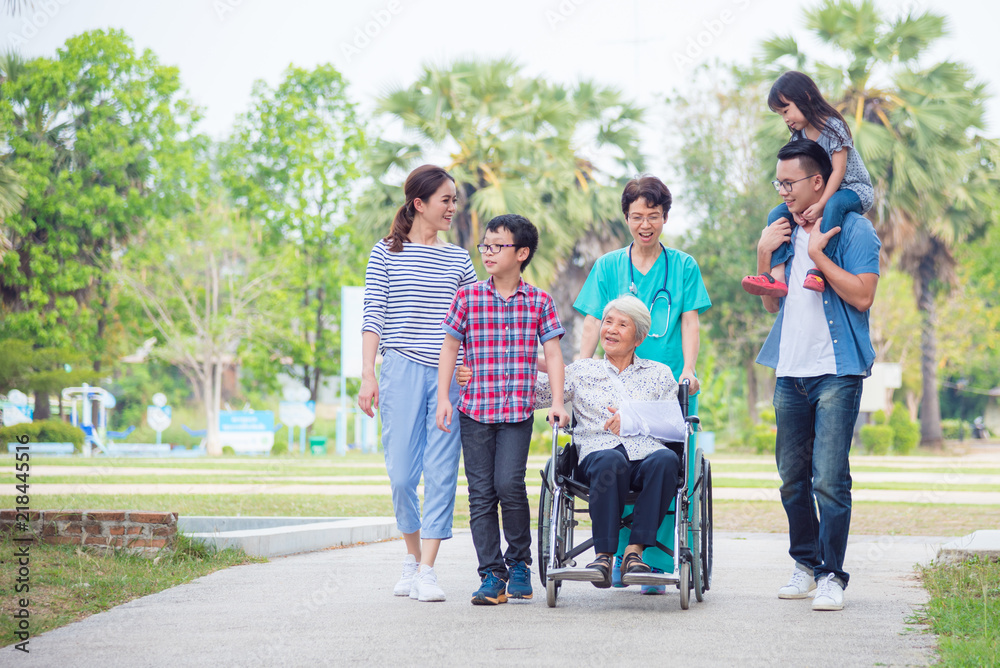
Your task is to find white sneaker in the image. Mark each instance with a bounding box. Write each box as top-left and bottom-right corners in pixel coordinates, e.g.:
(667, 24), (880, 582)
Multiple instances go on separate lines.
(393, 554), (418, 596)
(409, 566), (446, 602)
(812, 573), (844, 611)
(778, 566), (817, 599)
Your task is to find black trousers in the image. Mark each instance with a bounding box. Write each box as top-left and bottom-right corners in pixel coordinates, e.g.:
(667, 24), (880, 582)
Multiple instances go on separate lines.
(576, 444), (679, 554)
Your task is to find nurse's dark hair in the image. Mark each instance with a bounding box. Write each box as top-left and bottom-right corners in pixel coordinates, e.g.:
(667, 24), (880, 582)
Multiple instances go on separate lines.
(777, 139), (833, 184)
(621, 175), (672, 218)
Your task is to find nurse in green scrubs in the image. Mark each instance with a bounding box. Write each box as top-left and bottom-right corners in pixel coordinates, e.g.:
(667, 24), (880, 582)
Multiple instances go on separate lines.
(574, 174), (711, 592)
(575, 174), (711, 414)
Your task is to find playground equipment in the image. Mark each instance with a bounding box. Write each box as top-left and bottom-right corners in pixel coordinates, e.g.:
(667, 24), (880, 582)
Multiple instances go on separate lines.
(62, 383), (116, 456)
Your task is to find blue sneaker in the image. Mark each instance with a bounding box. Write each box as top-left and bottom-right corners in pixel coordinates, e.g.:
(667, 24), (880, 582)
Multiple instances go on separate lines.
(612, 555), (626, 588)
(506, 561), (533, 599)
(472, 573), (508, 605)
(640, 567), (666, 595)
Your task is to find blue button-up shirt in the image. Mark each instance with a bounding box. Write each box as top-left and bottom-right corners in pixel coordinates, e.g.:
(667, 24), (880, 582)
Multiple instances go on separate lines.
(755, 211), (881, 377)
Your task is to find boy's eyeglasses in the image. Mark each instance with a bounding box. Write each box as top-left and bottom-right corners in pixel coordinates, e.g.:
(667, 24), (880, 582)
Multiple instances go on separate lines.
(771, 174), (818, 193)
(477, 244), (517, 254)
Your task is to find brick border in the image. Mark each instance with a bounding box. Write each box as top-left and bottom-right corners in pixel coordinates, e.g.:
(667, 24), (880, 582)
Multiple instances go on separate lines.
(0, 510), (178, 554)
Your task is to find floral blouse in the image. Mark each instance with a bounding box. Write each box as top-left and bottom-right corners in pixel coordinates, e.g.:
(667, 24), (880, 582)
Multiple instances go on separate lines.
(535, 356), (679, 462)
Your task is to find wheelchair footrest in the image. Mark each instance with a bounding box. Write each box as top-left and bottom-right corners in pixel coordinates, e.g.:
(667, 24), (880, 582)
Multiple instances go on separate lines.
(621, 571), (679, 587)
(547, 567), (607, 583)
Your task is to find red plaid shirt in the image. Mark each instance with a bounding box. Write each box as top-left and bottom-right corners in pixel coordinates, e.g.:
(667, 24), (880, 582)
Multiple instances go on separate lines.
(442, 278), (564, 423)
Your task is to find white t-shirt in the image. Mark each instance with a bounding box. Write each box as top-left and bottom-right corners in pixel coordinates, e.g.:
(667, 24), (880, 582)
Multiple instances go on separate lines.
(776, 227), (837, 377)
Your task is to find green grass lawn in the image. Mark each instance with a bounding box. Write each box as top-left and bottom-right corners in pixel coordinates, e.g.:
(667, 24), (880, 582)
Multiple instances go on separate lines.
(916, 556), (1000, 667)
(0, 532), (261, 648)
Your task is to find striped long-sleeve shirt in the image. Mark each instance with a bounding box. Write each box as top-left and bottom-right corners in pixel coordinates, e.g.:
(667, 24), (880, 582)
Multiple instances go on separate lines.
(362, 239), (477, 367)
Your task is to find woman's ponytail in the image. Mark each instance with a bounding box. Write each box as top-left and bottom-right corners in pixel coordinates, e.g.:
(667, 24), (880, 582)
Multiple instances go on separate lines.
(382, 164), (455, 253)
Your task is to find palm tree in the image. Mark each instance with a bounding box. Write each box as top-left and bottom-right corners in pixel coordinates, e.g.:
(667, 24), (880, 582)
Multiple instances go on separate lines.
(0, 52), (27, 258)
(760, 0), (1000, 447)
(353, 57), (646, 355)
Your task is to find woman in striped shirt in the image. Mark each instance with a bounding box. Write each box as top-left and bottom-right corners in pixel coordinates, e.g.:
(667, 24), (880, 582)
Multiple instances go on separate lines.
(359, 165), (477, 602)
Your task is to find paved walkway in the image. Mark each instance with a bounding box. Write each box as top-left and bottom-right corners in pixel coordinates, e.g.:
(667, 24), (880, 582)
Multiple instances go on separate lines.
(3, 530), (939, 667)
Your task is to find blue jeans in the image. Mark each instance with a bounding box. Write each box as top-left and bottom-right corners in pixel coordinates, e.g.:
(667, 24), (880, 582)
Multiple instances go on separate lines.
(768, 189), (863, 267)
(459, 413), (533, 579)
(379, 350), (462, 539)
(774, 374), (863, 588)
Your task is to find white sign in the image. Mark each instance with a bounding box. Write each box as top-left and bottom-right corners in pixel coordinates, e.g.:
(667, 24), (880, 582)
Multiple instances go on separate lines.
(860, 363), (903, 413)
(280, 401), (316, 428)
(341, 286), (365, 378)
(8, 390), (28, 406)
(282, 384), (311, 403)
(2, 404), (32, 426)
(147, 406), (172, 432)
(152, 392), (168, 408)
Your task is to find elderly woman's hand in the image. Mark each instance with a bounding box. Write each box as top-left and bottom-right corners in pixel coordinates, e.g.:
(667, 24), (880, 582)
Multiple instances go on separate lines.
(603, 406), (622, 436)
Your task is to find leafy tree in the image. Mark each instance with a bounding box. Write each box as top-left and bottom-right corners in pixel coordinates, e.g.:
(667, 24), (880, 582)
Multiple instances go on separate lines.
(669, 63), (777, 424)
(0, 339), (99, 418)
(0, 30), (200, 415)
(222, 64), (366, 401)
(117, 199), (292, 455)
(353, 58), (645, 355)
(759, 0), (1000, 447)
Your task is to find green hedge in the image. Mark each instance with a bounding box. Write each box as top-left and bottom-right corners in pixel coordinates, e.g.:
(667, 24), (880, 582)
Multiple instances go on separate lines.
(941, 419), (966, 440)
(860, 424), (893, 455)
(752, 425), (776, 454)
(888, 403), (920, 455)
(0, 419), (85, 451)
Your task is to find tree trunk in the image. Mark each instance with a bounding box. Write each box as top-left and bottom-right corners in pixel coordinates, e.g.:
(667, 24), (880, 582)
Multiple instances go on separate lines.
(34, 390), (51, 420)
(204, 361), (222, 456)
(916, 263), (944, 449)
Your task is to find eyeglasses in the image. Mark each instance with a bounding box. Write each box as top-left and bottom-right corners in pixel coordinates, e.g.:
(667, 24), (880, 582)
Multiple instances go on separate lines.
(627, 214), (664, 225)
(771, 174), (819, 193)
(477, 243), (517, 254)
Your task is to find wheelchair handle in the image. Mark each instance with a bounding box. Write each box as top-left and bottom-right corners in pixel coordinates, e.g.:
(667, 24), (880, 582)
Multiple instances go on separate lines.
(679, 379), (689, 418)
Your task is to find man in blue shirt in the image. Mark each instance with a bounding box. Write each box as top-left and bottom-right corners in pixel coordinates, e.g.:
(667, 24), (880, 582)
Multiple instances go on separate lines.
(753, 140), (881, 612)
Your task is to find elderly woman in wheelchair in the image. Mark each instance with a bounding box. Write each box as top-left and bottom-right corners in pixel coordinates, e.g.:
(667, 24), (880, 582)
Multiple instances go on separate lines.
(535, 295), (688, 589)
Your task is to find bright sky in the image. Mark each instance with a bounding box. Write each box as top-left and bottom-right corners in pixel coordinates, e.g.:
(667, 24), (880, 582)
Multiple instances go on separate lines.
(2, 0), (997, 232)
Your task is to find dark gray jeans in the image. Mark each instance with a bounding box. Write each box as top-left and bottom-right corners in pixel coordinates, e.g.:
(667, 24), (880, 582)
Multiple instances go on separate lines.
(459, 412), (533, 579)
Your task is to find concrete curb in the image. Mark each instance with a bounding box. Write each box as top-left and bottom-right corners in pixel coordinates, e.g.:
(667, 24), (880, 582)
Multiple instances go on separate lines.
(180, 516), (400, 557)
(937, 529), (1000, 562)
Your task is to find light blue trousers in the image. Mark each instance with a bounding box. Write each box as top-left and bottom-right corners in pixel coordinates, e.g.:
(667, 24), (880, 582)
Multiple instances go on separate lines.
(379, 349), (462, 539)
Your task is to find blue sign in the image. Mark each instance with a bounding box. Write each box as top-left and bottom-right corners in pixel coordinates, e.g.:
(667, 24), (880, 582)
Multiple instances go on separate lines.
(219, 411), (274, 433)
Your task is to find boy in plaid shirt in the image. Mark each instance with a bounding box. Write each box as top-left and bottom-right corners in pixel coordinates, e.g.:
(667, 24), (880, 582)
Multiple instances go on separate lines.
(436, 214), (569, 605)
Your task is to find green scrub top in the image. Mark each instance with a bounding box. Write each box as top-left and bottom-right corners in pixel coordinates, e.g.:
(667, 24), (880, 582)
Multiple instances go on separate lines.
(574, 244), (712, 383)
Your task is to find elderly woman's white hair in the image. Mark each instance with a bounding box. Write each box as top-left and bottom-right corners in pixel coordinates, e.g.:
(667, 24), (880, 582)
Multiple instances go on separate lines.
(602, 295), (652, 343)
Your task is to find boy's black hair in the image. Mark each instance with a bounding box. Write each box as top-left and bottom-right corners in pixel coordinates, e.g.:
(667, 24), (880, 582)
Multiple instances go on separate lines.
(485, 214), (538, 271)
(768, 70), (851, 145)
(777, 139), (833, 184)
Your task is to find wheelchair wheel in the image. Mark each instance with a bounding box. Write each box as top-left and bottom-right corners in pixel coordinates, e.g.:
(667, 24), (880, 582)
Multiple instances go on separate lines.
(546, 577), (559, 607)
(692, 450), (705, 602)
(537, 475), (553, 586)
(679, 559), (691, 610)
(701, 460), (713, 592)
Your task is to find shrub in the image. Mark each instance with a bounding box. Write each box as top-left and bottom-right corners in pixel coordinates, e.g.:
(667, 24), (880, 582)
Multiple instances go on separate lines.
(871, 409), (888, 426)
(758, 408), (776, 425)
(860, 424), (893, 455)
(940, 419), (965, 440)
(270, 441), (288, 456)
(222, 445), (236, 456)
(752, 425), (776, 454)
(0, 419), (86, 451)
(888, 403), (920, 455)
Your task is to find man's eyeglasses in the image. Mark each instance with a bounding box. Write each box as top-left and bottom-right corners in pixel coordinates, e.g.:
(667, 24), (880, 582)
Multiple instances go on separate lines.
(627, 214), (663, 225)
(477, 243), (517, 254)
(771, 174), (819, 193)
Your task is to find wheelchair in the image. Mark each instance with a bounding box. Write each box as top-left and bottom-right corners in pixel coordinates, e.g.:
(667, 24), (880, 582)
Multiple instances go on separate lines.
(537, 382), (713, 608)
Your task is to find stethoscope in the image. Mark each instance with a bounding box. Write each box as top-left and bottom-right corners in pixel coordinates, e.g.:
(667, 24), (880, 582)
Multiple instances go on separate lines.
(628, 242), (671, 339)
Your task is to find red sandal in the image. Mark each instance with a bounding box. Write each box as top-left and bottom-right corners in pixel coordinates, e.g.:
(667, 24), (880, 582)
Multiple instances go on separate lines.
(803, 269), (826, 293)
(741, 272), (788, 297)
